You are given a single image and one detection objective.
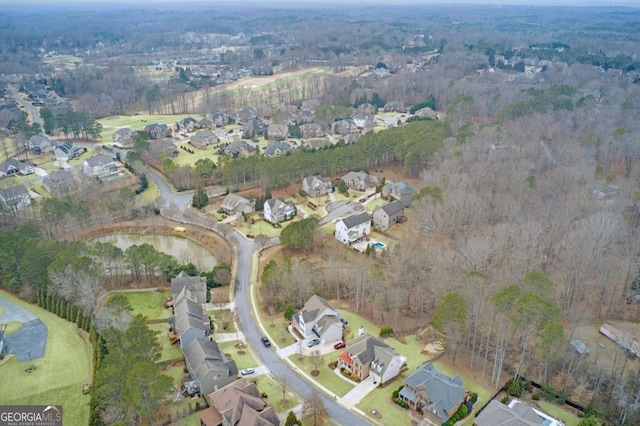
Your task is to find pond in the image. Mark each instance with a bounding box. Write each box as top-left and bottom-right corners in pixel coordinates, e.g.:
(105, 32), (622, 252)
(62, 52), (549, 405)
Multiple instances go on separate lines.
(92, 234), (217, 271)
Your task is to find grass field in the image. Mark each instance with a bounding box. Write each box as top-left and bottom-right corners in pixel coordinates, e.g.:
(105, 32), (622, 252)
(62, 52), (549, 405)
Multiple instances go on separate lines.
(0, 290), (92, 426)
(4, 321), (22, 335)
(98, 114), (205, 142)
(357, 384), (411, 426)
(114, 290), (173, 320)
(288, 354), (355, 397)
(173, 142), (221, 167)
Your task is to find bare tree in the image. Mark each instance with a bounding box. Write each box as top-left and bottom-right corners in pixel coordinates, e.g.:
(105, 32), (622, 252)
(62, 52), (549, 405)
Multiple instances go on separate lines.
(302, 390), (328, 426)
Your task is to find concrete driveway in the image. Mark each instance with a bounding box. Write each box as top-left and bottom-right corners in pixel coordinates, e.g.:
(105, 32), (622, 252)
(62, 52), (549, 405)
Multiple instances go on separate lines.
(319, 200), (364, 225)
(340, 375), (379, 408)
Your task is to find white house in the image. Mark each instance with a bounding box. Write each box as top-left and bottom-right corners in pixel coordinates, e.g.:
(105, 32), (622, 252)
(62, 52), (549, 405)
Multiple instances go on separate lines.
(292, 295), (345, 343)
(335, 212), (371, 244)
(264, 197), (296, 224)
(82, 155), (118, 178)
(0, 185), (31, 212)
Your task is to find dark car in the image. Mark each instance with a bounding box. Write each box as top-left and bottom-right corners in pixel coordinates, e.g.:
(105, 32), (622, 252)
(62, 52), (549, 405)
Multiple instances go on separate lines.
(261, 336), (271, 347)
(334, 341), (346, 349)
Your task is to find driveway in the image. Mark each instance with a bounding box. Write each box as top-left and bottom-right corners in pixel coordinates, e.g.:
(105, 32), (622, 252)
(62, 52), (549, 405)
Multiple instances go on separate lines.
(0, 296), (47, 361)
(319, 200), (364, 225)
(340, 375), (379, 408)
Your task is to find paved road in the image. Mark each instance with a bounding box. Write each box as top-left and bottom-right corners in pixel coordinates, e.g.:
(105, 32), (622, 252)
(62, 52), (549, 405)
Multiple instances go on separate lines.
(9, 88), (43, 128)
(146, 170), (371, 426)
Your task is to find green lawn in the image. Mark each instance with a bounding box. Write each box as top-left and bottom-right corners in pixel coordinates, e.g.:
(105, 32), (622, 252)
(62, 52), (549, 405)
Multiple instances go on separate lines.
(537, 401), (582, 426)
(181, 411), (204, 426)
(251, 375), (300, 413)
(164, 363), (186, 388)
(148, 322), (183, 362)
(137, 175), (160, 206)
(173, 142), (221, 167)
(365, 198), (385, 212)
(97, 114), (204, 142)
(384, 335), (431, 370)
(432, 360), (492, 417)
(218, 341), (258, 370)
(4, 321), (22, 335)
(339, 309), (380, 341)
(0, 290), (92, 426)
(357, 384), (411, 426)
(114, 290), (173, 320)
(208, 309), (236, 333)
(232, 217), (283, 238)
(288, 354), (355, 397)
(260, 312), (296, 347)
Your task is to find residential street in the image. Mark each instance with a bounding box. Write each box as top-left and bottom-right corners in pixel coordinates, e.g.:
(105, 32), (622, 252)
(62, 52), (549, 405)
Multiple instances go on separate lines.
(9, 87), (43, 128)
(146, 170), (372, 426)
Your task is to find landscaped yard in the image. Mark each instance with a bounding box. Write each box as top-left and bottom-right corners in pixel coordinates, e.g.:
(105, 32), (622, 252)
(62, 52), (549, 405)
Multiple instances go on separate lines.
(232, 217), (283, 238)
(537, 400), (582, 426)
(250, 375), (300, 413)
(148, 322), (183, 362)
(259, 312), (296, 347)
(114, 290), (173, 320)
(357, 384), (411, 426)
(173, 143), (221, 167)
(365, 197), (385, 212)
(0, 291), (92, 426)
(97, 113), (204, 142)
(432, 360), (492, 417)
(208, 309), (236, 333)
(288, 354), (355, 397)
(218, 341), (258, 370)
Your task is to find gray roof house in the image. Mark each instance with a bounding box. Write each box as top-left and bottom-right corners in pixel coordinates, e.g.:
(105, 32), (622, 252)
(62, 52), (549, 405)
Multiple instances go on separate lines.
(177, 117), (201, 133)
(475, 399), (545, 426)
(331, 119), (358, 135)
(267, 123), (288, 141)
(292, 295), (345, 343)
(264, 197), (296, 224)
(190, 130), (219, 149)
(373, 200), (405, 231)
(335, 212), (371, 244)
(29, 135), (53, 154)
(219, 140), (255, 158)
(82, 154), (118, 178)
(172, 271), (207, 304)
(341, 171), (380, 191)
(42, 170), (77, 196)
(53, 140), (84, 161)
(0, 158), (34, 177)
(173, 288), (209, 351)
(263, 142), (291, 158)
(384, 101), (408, 113)
(337, 332), (406, 385)
(184, 337), (238, 396)
(353, 113), (375, 129)
(0, 184), (31, 212)
(112, 127), (134, 148)
(299, 123), (324, 139)
(382, 181), (415, 207)
(243, 118), (267, 136)
(221, 193), (253, 216)
(302, 175), (333, 197)
(399, 362), (466, 423)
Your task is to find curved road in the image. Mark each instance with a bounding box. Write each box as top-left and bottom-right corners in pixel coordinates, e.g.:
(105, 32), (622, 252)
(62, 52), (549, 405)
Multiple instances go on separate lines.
(146, 169), (371, 425)
(9, 88), (43, 128)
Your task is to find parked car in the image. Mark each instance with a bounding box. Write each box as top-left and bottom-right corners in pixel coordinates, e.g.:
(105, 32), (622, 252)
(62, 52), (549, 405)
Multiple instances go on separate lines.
(261, 336), (271, 347)
(334, 341), (346, 349)
(307, 338), (320, 347)
(241, 368), (255, 376)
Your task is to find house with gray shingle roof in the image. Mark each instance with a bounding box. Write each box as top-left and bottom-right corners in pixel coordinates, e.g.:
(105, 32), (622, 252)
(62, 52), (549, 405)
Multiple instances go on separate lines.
(302, 175), (333, 197)
(43, 170), (77, 196)
(29, 135), (53, 154)
(0, 184), (31, 212)
(263, 142), (291, 158)
(382, 181), (415, 207)
(201, 379), (280, 426)
(399, 362), (466, 423)
(172, 271), (207, 304)
(82, 154), (118, 178)
(173, 287), (209, 351)
(112, 127), (134, 148)
(184, 337), (238, 396)
(335, 212), (371, 244)
(475, 399), (551, 426)
(263, 197), (296, 224)
(341, 171), (380, 191)
(292, 295), (344, 343)
(373, 200), (405, 231)
(337, 332), (406, 385)
(220, 193), (253, 217)
(267, 123), (288, 141)
(53, 140), (84, 161)
(0, 158), (34, 177)
(190, 130), (219, 149)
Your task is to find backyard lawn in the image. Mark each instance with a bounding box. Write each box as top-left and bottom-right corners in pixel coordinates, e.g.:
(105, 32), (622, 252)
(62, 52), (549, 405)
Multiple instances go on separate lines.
(173, 143), (221, 167)
(0, 291), (92, 426)
(357, 384), (411, 426)
(148, 322), (183, 362)
(114, 290), (173, 320)
(250, 375), (300, 413)
(537, 401), (582, 426)
(288, 354), (355, 397)
(231, 217), (283, 239)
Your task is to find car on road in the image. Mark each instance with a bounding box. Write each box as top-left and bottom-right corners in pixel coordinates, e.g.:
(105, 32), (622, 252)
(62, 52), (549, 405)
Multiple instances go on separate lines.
(334, 341), (346, 349)
(307, 338), (320, 347)
(240, 368), (255, 376)
(261, 336), (271, 347)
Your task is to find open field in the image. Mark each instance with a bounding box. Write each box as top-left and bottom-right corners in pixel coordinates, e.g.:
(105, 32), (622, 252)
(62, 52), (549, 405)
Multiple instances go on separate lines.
(288, 354), (355, 397)
(0, 290), (92, 426)
(112, 289), (173, 320)
(173, 142), (221, 167)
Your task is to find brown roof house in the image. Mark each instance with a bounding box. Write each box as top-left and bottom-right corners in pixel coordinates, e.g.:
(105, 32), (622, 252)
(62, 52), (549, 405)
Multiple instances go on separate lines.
(341, 171), (380, 191)
(190, 130), (219, 149)
(331, 119), (358, 136)
(177, 117), (202, 133)
(337, 331), (406, 385)
(302, 175), (333, 197)
(299, 123), (324, 139)
(112, 127), (134, 148)
(144, 123), (172, 139)
(201, 379), (280, 426)
(398, 362), (466, 424)
(267, 123), (288, 141)
(292, 295), (345, 343)
(372, 200), (405, 231)
(184, 337), (238, 396)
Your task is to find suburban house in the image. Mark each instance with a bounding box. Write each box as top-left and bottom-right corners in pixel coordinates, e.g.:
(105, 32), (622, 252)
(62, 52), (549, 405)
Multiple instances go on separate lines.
(82, 155), (118, 178)
(373, 200), (405, 231)
(42, 170), (77, 196)
(299, 123), (324, 139)
(337, 332), (406, 385)
(243, 118), (267, 137)
(0, 185), (31, 212)
(172, 287), (210, 351)
(53, 140), (85, 162)
(297, 109), (314, 124)
(233, 107), (256, 124)
(382, 181), (415, 206)
(398, 362), (467, 423)
(267, 123), (288, 141)
(292, 295), (345, 343)
(171, 271), (207, 304)
(184, 337), (238, 396)
(207, 112), (230, 127)
(307, 138), (331, 149)
(144, 123), (171, 139)
(475, 399), (562, 426)
(0, 158), (34, 177)
(384, 101), (408, 113)
(151, 139), (179, 158)
(263, 197), (296, 224)
(190, 130), (219, 149)
(263, 142), (291, 158)
(29, 135), (53, 154)
(302, 175), (333, 197)
(200, 379), (280, 426)
(341, 171), (380, 191)
(414, 107), (438, 120)
(352, 113), (375, 129)
(112, 127), (134, 148)
(221, 193), (253, 216)
(177, 117), (201, 133)
(357, 103), (378, 115)
(219, 140), (255, 158)
(331, 119), (358, 135)
(335, 212), (371, 244)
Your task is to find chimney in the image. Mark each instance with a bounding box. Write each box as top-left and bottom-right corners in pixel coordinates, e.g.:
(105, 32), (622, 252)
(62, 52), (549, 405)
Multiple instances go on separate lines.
(359, 325), (364, 336)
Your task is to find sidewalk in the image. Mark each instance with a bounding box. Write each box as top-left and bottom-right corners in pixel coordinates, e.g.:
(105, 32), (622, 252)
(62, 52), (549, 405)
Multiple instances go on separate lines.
(203, 302), (235, 311)
(212, 331), (245, 343)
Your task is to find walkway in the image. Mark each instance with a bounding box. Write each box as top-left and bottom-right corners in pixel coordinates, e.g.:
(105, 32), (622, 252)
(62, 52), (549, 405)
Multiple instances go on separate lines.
(212, 331), (244, 343)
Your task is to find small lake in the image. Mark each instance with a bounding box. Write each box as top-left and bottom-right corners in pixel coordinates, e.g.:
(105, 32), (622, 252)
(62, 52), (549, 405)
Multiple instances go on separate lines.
(91, 234), (217, 271)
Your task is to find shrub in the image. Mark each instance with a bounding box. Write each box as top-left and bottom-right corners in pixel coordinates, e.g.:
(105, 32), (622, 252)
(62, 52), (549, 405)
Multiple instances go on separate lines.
(393, 398), (409, 409)
(501, 395), (510, 404)
(261, 391), (268, 398)
(469, 393), (478, 404)
(524, 381), (533, 392)
(298, 189), (308, 197)
(458, 404), (468, 417)
(505, 379), (524, 397)
(393, 390), (399, 398)
(532, 392), (540, 400)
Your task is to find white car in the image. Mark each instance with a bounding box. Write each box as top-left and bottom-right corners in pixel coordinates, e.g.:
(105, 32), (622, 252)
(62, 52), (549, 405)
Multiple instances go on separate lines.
(241, 368), (255, 376)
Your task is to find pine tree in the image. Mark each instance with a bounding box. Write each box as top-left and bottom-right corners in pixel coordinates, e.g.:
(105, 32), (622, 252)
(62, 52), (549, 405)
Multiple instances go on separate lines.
(285, 411), (301, 426)
(46, 293), (52, 311)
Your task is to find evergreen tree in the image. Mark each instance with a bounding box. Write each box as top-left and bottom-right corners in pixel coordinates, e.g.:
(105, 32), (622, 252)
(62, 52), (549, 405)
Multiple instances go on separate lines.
(285, 411), (301, 426)
(192, 187), (209, 209)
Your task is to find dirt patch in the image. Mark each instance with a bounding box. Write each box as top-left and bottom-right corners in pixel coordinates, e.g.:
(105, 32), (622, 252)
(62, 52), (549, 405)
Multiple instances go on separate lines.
(310, 370), (320, 377)
(573, 321), (640, 373)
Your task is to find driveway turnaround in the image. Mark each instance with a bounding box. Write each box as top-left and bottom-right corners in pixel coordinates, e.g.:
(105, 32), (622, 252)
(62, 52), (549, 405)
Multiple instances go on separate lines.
(0, 296), (48, 361)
